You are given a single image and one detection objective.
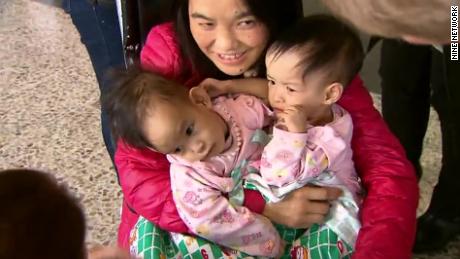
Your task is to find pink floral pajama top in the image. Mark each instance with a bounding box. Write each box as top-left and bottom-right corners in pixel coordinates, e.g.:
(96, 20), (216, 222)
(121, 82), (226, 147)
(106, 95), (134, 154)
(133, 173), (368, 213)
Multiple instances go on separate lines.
(167, 94), (281, 257)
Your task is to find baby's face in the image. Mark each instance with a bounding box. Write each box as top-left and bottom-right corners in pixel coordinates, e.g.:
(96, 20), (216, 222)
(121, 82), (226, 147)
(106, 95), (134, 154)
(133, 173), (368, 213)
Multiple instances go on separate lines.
(265, 50), (329, 118)
(141, 97), (228, 163)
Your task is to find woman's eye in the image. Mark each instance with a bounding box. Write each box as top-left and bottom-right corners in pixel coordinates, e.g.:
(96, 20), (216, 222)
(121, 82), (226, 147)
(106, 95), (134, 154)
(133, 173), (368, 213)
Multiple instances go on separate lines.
(174, 147), (182, 153)
(198, 22), (214, 29)
(238, 20), (255, 28)
(186, 124), (194, 136)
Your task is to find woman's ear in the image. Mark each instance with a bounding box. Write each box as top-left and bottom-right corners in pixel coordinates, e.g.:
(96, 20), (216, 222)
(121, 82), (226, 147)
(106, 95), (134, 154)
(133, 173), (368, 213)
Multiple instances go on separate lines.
(189, 86), (212, 108)
(323, 82), (343, 105)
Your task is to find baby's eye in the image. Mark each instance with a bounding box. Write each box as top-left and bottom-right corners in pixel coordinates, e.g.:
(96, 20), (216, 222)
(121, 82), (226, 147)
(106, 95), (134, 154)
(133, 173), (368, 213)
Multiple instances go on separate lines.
(174, 147), (182, 153)
(268, 80), (275, 86)
(186, 124), (194, 136)
(286, 86), (296, 92)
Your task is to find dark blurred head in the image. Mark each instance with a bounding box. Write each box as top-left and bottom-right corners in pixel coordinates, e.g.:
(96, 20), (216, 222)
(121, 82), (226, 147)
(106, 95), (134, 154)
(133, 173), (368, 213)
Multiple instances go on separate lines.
(0, 169), (86, 259)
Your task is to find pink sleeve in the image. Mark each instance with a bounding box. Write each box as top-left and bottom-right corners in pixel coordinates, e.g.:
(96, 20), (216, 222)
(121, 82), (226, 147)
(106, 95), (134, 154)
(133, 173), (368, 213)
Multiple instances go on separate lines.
(171, 164), (281, 257)
(261, 126), (345, 187)
(338, 76), (418, 259)
(234, 95), (273, 129)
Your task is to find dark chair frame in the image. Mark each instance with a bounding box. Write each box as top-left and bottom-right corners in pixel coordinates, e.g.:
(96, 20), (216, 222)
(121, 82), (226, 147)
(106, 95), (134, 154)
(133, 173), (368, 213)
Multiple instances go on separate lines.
(120, 0), (177, 67)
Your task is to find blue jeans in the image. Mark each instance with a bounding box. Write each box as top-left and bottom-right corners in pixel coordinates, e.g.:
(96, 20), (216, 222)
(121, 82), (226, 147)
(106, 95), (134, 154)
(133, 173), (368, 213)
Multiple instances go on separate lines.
(64, 0), (124, 170)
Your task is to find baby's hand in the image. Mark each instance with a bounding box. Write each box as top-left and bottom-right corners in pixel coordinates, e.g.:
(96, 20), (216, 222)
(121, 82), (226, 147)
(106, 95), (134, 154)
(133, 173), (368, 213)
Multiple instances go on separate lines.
(275, 106), (308, 133)
(199, 78), (230, 98)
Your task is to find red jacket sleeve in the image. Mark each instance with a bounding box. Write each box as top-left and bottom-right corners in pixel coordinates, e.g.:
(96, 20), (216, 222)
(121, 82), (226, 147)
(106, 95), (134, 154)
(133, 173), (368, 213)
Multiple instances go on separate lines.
(115, 140), (189, 233)
(338, 76), (419, 259)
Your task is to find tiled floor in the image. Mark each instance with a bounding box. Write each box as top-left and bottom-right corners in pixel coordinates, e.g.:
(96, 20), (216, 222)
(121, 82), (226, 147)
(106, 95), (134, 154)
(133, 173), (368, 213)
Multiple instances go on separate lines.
(0, 0), (458, 258)
(0, 0), (120, 246)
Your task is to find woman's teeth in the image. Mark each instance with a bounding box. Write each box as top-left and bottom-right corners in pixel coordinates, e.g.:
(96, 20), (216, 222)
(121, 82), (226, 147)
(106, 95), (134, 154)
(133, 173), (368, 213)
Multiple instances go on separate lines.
(218, 52), (243, 60)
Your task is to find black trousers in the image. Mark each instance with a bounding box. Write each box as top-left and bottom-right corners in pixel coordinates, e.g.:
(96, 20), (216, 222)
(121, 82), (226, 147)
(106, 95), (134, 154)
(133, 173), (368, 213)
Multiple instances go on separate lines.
(380, 39), (460, 219)
(64, 0), (125, 163)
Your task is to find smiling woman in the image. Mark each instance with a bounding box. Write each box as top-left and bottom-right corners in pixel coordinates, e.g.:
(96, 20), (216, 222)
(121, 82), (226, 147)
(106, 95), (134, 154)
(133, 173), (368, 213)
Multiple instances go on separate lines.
(187, 0), (269, 76)
(171, 0), (301, 81)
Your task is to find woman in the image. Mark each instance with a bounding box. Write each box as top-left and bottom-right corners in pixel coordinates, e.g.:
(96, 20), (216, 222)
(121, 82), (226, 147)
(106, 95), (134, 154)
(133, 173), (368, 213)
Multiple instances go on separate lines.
(115, 0), (418, 258)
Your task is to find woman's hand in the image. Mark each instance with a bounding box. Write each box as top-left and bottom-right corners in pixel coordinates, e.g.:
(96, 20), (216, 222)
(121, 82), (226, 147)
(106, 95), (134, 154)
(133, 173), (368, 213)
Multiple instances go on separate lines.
(199, 78), (230, 98)
(262, 185), (342, 229)
(199, 77), (269, 102)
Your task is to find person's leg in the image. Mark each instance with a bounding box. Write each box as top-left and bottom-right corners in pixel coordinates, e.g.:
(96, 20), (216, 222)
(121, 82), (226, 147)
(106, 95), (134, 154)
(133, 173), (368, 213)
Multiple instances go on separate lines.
(414, 46), (460, 252)
(64, 0), (124, 163)
(379, 39), (432, 179)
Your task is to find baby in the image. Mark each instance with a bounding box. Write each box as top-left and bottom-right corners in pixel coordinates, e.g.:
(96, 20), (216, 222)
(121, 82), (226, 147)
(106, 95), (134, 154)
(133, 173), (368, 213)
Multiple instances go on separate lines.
(259, 14), (364, 252)
(203, 14), (365, 257)
(103, 69), (282, 257)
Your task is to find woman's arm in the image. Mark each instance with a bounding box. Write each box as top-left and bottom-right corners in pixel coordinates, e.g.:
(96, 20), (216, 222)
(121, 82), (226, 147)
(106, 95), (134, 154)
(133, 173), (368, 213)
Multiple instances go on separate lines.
(199, 78), (269, 103)
(338, 76), (419, 259)
(115, 140), (189, 233)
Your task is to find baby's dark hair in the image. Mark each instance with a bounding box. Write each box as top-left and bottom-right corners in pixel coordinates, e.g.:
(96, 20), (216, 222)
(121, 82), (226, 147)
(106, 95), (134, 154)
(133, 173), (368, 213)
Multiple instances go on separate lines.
(102, 67), (189, 148)
(268, 14), (364, 87)
(0, 169), (86, 259)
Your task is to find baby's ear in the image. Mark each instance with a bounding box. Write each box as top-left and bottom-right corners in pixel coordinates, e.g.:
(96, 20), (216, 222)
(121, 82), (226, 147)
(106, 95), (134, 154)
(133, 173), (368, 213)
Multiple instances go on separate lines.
(323, 82), (343, 105)
(189, 86), (212, 108)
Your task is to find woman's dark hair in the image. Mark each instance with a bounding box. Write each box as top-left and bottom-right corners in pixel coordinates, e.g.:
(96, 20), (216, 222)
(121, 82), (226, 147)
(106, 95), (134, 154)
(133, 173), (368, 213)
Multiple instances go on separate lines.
(0, 169), (86, 259)
(174, 0), (303, 80)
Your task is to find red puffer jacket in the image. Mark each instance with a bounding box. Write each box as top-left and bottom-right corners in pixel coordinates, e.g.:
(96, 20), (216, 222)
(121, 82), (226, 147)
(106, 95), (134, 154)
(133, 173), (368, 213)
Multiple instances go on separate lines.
(116, 23), (419, 259)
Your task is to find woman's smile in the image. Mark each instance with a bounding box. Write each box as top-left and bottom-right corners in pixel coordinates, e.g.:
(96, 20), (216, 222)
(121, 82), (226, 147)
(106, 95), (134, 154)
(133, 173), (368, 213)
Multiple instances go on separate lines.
(215, 50), (247, 65)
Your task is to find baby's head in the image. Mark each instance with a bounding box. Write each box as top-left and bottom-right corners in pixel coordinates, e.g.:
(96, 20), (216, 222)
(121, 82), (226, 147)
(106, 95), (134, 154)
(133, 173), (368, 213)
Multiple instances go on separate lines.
(103, 69), (228, 162)
(265, 14), (363, 118)
(0, 169), (86, 259)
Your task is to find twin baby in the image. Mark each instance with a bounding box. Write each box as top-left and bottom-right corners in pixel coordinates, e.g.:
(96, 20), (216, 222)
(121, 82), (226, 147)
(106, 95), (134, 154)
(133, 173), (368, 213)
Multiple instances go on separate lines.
(105, 15), (364, 258)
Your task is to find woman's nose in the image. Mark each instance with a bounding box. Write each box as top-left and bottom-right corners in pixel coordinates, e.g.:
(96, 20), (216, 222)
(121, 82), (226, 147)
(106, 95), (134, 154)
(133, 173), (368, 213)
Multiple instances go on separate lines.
(214, 26), (237, 50)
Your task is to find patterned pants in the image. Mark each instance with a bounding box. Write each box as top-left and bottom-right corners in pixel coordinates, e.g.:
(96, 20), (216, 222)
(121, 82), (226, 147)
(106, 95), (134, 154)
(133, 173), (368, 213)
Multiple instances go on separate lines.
(129, 217), (353, 259)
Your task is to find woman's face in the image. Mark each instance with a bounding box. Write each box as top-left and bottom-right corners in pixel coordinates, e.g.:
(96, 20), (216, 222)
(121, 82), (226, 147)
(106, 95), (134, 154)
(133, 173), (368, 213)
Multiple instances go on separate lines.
(188, 0), (269, 76)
